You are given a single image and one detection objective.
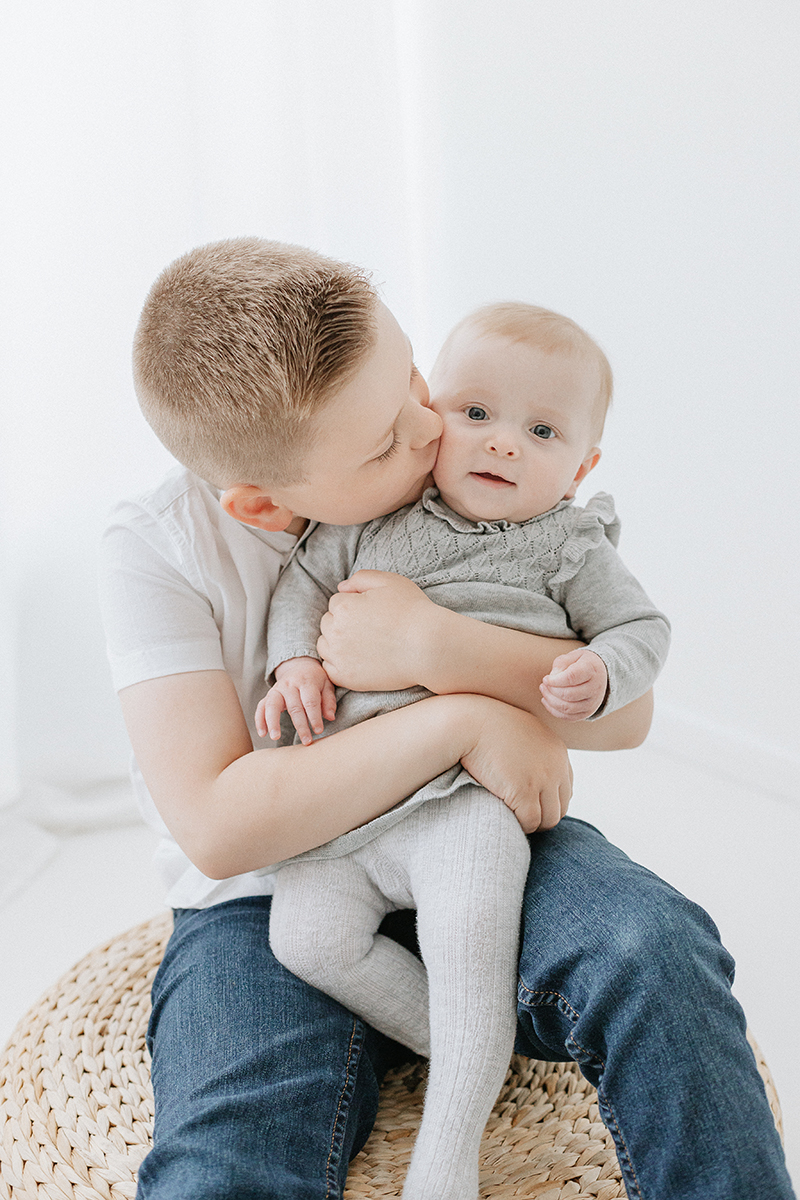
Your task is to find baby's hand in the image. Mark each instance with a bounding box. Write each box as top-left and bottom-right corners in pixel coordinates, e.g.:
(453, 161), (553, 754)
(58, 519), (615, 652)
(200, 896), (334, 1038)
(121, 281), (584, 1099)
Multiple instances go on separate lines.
(539, 649), (608, 722)
(255, 657), (337, 746)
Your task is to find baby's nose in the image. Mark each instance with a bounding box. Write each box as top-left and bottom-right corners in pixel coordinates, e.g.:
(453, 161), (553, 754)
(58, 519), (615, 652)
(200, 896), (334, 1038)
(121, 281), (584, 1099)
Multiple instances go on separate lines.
(487, 434), (519, 458)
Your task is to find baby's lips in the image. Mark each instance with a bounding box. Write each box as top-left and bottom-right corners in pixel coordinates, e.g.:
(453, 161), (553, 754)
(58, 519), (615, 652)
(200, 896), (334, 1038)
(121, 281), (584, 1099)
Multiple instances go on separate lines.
(471, 470), (514, 484)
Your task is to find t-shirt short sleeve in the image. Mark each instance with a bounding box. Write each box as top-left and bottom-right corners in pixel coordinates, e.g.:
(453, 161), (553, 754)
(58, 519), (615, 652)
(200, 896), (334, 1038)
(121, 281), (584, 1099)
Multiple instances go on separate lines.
(99, 511), (225, 692)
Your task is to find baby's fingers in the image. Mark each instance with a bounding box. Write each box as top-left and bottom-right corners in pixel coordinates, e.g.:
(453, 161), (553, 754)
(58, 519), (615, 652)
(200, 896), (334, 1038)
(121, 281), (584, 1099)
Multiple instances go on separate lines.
(544, 660), (592, 689)
(296, 681), (329, 741)
(547, 648), (587, 677)
(284, 695), (315, 746)
(541, 678), (599, 703)
(540, 676), (606, 721)
(539, 696), (592, 722)
(259, 690), (287, 741)
(321, 676), (337, 723)
(281, 682), (326, 746)
(255, 697), (269, 739)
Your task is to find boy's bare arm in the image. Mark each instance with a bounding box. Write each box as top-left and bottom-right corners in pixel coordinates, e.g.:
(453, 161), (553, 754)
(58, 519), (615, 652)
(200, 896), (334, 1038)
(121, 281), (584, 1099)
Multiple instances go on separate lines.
(412, 607), (653, 749)
(319, 572), (653, 750)
(120, 669), (572, 879)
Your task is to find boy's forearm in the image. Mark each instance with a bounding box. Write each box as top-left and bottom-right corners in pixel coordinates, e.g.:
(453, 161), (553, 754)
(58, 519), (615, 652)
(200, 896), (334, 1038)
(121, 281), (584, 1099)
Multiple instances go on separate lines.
(417, 606), (653, 750)
(538, 687), (654, 749)
(121, 671), (485, 879)
(211, 702), (474, 873)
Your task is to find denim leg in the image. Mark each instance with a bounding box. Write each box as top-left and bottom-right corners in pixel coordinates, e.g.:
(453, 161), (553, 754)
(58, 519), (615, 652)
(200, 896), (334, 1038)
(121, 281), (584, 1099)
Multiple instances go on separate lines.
(137, 896), (411, 1200)
(515, 817), (795, 1200)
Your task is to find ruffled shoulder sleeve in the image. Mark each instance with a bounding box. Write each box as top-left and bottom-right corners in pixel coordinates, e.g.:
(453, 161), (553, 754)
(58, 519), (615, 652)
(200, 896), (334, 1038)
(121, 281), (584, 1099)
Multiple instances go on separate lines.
(546, 492), (621, 593)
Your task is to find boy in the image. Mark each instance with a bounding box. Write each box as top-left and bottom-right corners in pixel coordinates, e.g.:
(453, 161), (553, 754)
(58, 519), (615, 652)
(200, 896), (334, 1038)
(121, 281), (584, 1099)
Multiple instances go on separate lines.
(257, 301), (671, 1199)
(100, 238), (794, 1199)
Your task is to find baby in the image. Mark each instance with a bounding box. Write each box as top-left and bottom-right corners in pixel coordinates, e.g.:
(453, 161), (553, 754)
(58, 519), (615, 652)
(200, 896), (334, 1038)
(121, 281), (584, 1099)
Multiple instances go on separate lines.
(257, 302), (670, 1200)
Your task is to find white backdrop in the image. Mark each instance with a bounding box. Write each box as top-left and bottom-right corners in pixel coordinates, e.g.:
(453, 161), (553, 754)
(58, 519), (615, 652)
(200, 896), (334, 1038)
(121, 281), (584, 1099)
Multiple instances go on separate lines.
(1, 0), (798, 805)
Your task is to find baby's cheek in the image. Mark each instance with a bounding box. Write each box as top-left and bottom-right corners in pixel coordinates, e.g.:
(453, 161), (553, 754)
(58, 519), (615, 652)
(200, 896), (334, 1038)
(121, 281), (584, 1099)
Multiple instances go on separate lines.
(431, 457), (455, 496)
(431, 434), (459, 480)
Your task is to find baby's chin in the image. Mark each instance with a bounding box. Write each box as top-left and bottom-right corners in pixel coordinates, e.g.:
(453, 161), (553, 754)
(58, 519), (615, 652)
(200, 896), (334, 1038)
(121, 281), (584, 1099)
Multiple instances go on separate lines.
(434, 491), (534, 525)
(433, 473), (571, 524)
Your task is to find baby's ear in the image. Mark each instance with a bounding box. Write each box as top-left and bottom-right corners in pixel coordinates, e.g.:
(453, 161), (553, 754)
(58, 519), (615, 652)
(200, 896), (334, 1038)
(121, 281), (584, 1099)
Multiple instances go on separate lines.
(564, 448), (601, 499)
(220, 485), (296, 531)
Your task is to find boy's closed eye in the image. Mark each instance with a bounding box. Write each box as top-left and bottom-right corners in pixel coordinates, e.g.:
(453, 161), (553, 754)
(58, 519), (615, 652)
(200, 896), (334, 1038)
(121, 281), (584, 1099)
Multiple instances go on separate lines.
(375, 435), (400, 462)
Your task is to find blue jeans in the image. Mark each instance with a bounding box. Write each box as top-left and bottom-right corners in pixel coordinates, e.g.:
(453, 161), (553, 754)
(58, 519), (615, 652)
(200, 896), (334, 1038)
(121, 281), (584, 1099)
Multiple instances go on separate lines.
(137, 817), (794, 1199)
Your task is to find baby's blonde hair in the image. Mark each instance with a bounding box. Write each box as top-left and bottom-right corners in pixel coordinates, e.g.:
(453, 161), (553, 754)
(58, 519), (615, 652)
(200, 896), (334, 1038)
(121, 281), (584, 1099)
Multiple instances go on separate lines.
(438, 302), (613, 439)
(133, 237), (378, 487)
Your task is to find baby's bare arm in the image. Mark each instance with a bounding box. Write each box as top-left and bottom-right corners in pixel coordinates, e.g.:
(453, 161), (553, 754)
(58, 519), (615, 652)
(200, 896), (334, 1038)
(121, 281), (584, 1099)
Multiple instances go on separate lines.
(318, 571), (652, 750)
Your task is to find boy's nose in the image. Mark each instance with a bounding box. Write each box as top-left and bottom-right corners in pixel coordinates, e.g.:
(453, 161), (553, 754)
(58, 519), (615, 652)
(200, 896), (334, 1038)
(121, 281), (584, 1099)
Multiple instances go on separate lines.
(410, 402), (443, 448)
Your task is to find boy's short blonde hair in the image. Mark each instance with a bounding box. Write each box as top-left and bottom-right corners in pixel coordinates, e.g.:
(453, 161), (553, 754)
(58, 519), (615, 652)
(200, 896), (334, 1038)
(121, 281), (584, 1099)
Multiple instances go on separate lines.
(133, 237), (378, 487)
(439, 302), (613, 440)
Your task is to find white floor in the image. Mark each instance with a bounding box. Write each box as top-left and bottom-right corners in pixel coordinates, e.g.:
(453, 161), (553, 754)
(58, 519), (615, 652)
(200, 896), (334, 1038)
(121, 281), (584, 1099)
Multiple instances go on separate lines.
(1, 750), (798, 1192)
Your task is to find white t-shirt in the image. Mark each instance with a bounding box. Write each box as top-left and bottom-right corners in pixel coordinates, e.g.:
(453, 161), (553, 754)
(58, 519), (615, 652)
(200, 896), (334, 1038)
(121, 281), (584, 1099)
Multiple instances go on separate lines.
(98, 466), (298, 909)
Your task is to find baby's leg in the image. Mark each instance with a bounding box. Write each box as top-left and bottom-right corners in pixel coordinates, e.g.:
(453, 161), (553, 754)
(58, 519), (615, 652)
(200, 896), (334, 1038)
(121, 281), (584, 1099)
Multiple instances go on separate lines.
(269, 855), (430, 1056)
(400, 789), (531, 1200)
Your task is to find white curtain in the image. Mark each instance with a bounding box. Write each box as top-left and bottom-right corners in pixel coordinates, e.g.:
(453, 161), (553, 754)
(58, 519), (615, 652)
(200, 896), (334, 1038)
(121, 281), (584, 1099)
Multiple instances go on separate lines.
(2, 0), (798, 819)
(0, 547), (20, 811)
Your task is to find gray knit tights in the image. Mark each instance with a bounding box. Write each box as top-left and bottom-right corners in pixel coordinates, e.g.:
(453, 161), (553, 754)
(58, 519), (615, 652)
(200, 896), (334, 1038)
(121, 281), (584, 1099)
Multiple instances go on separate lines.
(268, 787), (531, 1200)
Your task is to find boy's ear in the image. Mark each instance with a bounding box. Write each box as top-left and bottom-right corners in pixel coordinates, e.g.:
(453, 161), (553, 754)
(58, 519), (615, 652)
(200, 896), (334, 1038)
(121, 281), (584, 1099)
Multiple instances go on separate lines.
(220, 485), (296, 531)
(564, 448), (601, 500)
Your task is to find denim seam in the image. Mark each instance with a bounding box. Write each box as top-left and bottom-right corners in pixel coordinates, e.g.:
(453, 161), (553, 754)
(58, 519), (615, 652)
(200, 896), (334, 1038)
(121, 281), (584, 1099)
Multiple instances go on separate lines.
(594, 1088), (644, 1200)
(519, 986), (644, 1200)
(324, 1017), (362, 1199)
(517, 985), (582, 1025)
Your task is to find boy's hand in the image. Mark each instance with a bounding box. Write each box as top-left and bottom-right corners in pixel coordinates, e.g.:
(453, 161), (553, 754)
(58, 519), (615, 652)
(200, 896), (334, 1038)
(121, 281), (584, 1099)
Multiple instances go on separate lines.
(460, 697), (572, 832)
(255, 657), (337, 746)
(539, 648), (608, 721)
(318, 571), (437, 691)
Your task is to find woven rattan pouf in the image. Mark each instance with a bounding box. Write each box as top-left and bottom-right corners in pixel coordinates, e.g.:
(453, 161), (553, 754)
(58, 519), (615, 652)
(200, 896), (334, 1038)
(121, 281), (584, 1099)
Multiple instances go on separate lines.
(0, 913), (784, 1200)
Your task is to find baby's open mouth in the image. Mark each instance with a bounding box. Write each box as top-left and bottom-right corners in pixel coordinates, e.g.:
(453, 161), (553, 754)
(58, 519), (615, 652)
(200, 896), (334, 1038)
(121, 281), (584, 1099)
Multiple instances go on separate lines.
(471, 472), (514, 487)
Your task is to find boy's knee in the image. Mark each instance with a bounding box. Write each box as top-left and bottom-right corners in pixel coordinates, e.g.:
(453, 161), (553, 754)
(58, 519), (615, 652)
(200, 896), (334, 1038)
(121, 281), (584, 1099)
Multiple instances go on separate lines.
(598, 890), (729, 988)
(618, 883), (731, 974)
(520, 870), (734, 1000)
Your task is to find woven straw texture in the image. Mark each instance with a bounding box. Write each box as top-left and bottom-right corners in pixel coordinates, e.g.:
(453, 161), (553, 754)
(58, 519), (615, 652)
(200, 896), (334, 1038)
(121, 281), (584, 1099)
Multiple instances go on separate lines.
(0, 913), (784, 1200)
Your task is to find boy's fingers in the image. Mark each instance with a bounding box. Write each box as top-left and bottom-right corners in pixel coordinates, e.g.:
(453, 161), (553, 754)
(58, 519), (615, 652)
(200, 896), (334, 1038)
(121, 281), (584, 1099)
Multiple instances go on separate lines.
(335, 571), (374, 595)
(538, 787), (562, 830)
(337, 569), (395, 594)
(513, 795), (542, 835)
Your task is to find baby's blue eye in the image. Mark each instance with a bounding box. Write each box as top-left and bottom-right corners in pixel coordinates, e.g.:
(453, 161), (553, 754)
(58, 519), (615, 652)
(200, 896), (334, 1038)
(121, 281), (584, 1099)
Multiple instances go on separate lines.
(532, 424), (555, 439)
(467, 406), (489, 421)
